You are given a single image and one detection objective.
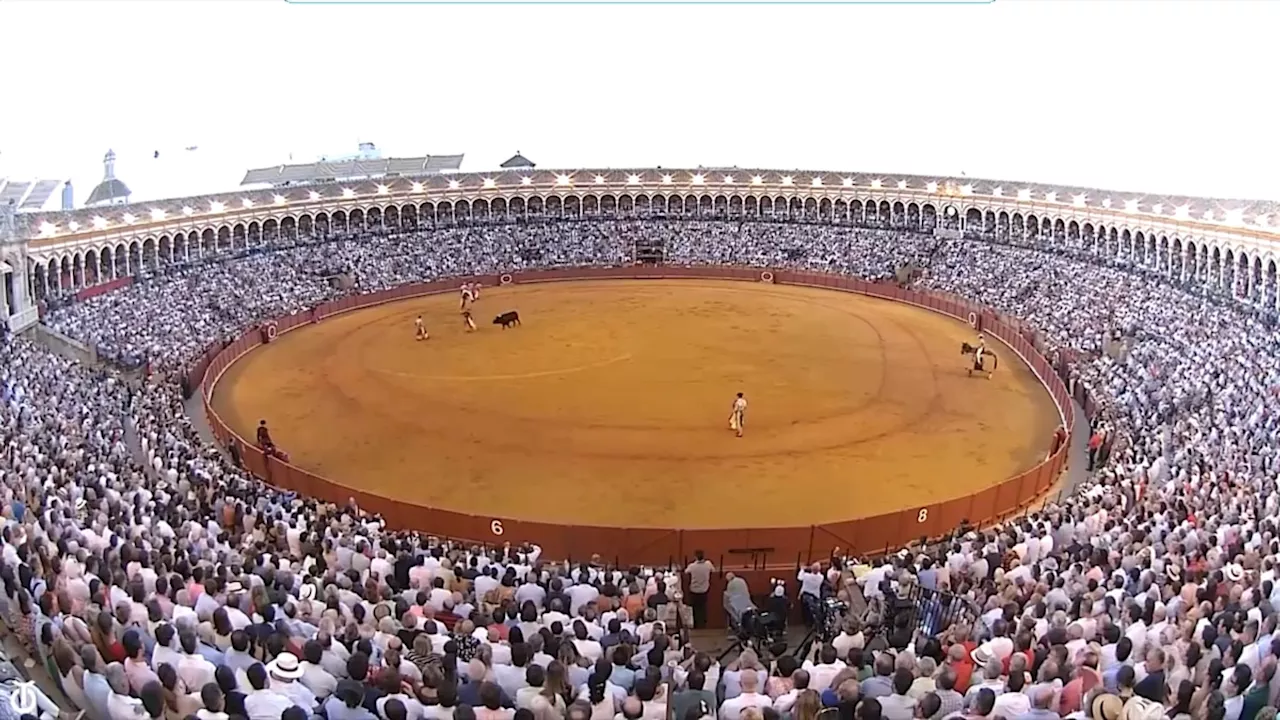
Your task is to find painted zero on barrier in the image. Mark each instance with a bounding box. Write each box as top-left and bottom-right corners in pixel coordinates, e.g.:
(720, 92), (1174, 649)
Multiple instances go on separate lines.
(490, 520), (504, 536)
(967, 312), (977, 328)
(760, 271), (774, 283)
(500, 274), (513, 285)
(265, 322), (278, 341)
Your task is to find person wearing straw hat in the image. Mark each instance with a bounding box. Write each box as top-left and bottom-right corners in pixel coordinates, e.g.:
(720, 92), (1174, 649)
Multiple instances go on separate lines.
(266, 653), (317, 710)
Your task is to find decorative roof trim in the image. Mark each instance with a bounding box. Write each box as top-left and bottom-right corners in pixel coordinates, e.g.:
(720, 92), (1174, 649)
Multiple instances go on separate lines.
(19, 168), (1280, 249)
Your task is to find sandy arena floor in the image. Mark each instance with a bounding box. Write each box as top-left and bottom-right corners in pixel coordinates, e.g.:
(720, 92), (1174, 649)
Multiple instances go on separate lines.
(212, 280), (1060, 529)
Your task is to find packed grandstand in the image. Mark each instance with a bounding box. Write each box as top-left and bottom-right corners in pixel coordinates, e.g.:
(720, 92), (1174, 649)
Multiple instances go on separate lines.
(2, 169), (1280, 720)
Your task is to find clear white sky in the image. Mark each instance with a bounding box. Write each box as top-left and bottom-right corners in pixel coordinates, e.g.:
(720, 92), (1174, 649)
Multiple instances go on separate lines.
(1, 0), (1276, 205)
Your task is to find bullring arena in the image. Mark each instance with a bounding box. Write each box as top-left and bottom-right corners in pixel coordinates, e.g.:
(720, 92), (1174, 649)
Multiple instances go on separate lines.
(210, 275), (1060, 529)
(193, 263), (1074, 566)
(9, 166), (1280, 570)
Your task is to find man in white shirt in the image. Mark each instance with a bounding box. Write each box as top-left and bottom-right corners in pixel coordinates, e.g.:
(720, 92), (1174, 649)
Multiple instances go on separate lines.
(797, 564), (824, 626)
(515, 575), (546, 609)
(878, 669), (919, 720)
(474, 568), (500, 603)
(567, 582), (600, 617)
(801, 645), (846, 692)
(990, 671), (1030, 719)
(427, 578), (452, 612)
(267, 654), (317, 710)
(151, 625), (182, 672)
(493, 642), (530, 700)
(543, 599), (570, 630)
(831, 620), (865, 661)
(299, 641), (338, 701)
(685, 552), (716, 630)
(516, 665), (546, 710)
(1123, 603), (1148, 662)
(719, 669), (771, 720)
(244, 664), (296, 720)
(571, 621), (604, 663)
(175, 632), (217, 693)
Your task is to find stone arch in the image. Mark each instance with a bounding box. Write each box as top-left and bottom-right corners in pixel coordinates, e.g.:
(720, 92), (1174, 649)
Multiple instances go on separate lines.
(964, 207), (982, 232)
(84, 248), (99, 284)
(1253, 255), (1264, 302)
(849, 199), (863, 224)
(128, 240), (141, 275)
(921, 203), (937, 231)
(1266, 257), (1278, 309)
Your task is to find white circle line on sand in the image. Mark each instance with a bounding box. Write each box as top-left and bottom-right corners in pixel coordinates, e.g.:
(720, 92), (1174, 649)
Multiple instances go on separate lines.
(368, 353), (634, 382)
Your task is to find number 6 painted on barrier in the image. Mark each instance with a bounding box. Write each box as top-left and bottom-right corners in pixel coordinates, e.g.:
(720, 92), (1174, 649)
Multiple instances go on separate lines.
(917, 508), (928, 523)
(491, 520), (504, 536)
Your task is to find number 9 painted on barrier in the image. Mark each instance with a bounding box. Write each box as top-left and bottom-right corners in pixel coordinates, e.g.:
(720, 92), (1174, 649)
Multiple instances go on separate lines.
(917, 508), (928, 523)
(491, 520), (504, 536)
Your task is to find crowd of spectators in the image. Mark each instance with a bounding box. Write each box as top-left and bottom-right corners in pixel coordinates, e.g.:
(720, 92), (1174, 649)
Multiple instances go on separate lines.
(5, 217), (1280, 720)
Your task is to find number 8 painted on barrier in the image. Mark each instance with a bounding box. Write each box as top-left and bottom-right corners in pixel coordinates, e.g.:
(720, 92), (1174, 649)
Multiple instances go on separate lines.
(491, 520), (504, 536)
(917, 508), (928, 523)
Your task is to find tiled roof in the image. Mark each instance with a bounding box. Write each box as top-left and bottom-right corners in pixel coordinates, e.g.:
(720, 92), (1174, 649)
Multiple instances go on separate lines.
(241, 155), (465, 186)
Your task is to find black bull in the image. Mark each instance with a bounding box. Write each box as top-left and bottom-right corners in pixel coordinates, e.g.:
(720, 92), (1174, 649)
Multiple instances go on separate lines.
(493, 311), (521, 329)
(960, 342), (998, 371)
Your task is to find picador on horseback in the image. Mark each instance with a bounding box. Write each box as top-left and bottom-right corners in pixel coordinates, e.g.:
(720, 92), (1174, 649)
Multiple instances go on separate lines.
(961, 334), (997, 379)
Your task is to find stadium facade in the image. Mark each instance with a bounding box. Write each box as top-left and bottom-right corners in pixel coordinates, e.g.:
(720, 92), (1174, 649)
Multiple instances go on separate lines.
(4, 168), (1280, 334)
